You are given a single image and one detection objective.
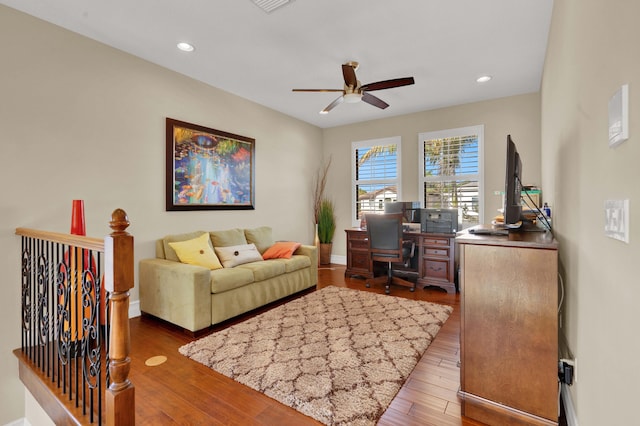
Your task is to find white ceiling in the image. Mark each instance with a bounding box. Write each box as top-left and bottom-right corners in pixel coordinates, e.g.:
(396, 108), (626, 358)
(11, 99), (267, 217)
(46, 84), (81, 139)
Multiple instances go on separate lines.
(1, 0), (554, 129)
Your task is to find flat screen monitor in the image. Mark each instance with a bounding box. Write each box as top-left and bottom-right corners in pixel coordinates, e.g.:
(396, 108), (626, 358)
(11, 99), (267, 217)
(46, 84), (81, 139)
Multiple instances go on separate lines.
(384, 201), (422, 223)
(504, 135), (523, 226)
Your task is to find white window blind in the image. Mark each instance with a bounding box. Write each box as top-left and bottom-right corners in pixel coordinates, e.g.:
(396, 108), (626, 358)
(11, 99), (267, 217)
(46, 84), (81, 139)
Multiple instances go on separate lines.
(351, 137), (401, 226)
(419, 126), (483, 229)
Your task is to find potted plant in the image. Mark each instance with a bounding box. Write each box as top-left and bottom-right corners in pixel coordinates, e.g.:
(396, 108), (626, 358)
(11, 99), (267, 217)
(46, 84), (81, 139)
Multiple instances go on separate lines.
(312, 157), (332, 256)
(317, 198), (336, 265)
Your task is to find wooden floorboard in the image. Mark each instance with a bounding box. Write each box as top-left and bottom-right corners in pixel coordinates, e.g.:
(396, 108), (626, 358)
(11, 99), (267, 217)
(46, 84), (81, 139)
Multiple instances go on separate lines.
(128, 264), (487, 425)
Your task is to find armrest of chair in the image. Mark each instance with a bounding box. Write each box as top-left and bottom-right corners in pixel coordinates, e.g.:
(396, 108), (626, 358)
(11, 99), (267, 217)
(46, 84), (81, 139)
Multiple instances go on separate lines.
(139, 258), (212, 332)
(401, 240), (416, 267)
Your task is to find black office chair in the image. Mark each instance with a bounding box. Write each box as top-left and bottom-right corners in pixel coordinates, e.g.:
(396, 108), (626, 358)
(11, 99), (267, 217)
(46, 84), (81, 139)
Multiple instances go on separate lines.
(365, 213), (416, 294)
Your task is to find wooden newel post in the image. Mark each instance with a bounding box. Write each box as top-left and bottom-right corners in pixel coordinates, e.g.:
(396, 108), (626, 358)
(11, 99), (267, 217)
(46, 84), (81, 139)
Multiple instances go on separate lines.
(105, 209), (135, 426)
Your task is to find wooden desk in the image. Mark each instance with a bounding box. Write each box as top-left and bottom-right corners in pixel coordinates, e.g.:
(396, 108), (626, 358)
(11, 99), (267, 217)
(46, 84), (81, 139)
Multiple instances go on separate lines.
(456, 228), (559, 425)
(345, 228), (456, 293)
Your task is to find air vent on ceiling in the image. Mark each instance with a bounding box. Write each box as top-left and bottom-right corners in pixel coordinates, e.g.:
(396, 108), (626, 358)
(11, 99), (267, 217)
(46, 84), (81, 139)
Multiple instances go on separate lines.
(251, 0), (292, 13)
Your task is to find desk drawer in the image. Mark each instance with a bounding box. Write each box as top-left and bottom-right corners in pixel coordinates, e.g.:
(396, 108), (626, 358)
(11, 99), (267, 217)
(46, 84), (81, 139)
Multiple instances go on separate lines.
(424, 259), (449, 280)
(349, 239), (369, 250)
(424, 247), (449, 257)
(350, 251), (370, 271)
(422, 237), (449, 246)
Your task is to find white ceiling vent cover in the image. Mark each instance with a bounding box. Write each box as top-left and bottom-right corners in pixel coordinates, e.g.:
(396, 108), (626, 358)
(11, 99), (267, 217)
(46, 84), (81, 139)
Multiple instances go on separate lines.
(251, 0), (292, 13)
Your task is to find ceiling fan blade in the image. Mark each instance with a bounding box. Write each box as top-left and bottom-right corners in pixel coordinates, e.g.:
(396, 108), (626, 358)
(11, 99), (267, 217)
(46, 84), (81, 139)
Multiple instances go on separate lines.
(292, 89), (344, 92)
(361, 77), (415, 92)
(342, 64), (358, 88)
(321, 96), (344, 113)
(362, 92), (389, 109)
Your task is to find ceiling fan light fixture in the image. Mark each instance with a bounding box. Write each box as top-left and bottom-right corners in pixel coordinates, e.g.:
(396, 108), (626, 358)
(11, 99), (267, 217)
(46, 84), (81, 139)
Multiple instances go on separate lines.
(343, 93), (362, 103)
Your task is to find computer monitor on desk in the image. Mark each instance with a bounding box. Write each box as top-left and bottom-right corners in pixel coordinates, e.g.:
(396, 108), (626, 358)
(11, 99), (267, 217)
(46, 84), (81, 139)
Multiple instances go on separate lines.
(384, 201), (422, 224)
(384, 202), (459, 234)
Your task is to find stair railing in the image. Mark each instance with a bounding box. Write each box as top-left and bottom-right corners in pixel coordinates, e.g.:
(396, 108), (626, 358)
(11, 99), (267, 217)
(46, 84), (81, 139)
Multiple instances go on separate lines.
(14, 208), (135, 425)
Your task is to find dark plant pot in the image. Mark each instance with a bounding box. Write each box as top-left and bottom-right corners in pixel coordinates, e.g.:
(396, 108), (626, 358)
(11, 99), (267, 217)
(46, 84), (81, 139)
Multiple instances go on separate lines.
(319, 243), (332, 265)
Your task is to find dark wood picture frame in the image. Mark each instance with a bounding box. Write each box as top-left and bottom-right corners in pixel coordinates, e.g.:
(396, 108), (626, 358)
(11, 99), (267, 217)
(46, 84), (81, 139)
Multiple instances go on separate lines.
(166, 118), (255, 211)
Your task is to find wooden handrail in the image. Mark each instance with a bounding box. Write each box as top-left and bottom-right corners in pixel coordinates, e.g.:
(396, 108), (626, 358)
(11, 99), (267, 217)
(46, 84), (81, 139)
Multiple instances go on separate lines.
(15, 228), (104, 251)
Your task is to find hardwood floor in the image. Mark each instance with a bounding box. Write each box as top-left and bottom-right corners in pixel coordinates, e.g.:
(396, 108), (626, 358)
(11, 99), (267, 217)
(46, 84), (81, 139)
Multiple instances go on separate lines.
(129, 264), (486, 425)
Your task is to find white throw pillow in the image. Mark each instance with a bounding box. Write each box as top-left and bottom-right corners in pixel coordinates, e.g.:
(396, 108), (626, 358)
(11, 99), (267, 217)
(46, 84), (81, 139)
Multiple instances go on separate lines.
(215, 243), (264, 268)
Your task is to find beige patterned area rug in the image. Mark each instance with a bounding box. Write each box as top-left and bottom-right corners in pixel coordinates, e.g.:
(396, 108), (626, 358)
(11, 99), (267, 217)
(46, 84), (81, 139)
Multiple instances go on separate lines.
(179, 285), (453, 425)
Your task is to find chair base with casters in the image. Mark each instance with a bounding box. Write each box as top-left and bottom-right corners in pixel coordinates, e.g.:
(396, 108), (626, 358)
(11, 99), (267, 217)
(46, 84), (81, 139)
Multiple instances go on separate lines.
(365, 261), (416, 294)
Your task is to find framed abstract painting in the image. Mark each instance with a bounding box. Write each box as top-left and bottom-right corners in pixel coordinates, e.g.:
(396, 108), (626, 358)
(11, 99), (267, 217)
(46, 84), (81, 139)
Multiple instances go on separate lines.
(166, 118), (255, 211)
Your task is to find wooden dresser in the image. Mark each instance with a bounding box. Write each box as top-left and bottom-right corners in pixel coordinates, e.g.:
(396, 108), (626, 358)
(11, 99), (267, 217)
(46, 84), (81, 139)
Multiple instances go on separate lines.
(456, 228), (559, 425)
(345, 228), (456, 293)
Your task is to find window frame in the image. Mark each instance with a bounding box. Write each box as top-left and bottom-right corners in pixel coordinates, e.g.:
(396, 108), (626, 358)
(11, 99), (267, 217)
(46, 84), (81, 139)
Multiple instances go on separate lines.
(418, 125), (484, 228)
(351, 136), (402, 227)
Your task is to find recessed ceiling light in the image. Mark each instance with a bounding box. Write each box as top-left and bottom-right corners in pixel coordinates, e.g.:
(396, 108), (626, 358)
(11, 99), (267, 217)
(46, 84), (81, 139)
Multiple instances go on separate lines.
(177, 42), (195, 52)
(476, 75), (492, 83)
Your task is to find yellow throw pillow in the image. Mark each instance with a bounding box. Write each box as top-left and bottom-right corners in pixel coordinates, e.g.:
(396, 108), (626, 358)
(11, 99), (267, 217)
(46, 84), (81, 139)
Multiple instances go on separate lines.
(168, 233), (223, 270)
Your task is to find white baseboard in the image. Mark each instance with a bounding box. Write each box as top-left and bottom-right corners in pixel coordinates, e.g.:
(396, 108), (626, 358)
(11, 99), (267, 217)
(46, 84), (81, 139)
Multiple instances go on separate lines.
(561, 383), (579, 426)
(329, 254), (346, 265)
(129, 300), (141, 318)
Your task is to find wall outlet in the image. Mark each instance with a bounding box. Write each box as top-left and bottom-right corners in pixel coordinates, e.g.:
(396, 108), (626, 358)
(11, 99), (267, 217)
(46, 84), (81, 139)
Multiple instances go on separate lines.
(605, 199), (629, 243)
(560, 358), (577, 384)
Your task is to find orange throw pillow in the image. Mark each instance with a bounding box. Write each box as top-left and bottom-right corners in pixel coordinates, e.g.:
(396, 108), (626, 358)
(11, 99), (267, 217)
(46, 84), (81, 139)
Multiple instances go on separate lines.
(262, 241), (302, 259)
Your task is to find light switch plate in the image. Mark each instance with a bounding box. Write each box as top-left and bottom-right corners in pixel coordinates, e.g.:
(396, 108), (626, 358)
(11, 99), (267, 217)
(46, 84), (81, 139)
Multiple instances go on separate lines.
(608, 84), (629, 147)
(604, 199), (629, 243)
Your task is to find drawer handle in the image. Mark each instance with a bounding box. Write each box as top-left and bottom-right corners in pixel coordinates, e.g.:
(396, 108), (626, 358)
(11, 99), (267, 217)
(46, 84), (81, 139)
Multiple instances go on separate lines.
(429, 266), (443, 271)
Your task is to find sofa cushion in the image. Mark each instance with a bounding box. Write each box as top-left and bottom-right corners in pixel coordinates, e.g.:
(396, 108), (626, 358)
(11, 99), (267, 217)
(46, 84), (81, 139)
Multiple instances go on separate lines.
(236, 260), (286, 281)
(162, 231), (207, 262)
(210, 268), (255, 293)
(168, 232), (223, 270)
(244, 226), (274, 254)
(210, 228), (247, 248)
(215, 243), (263, 268)
(262, 241), (302, 259)
(282, 255), (312, 273)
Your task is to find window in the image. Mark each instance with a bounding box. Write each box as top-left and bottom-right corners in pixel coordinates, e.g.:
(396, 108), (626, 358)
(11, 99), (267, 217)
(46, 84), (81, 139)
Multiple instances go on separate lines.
(351, 136), (401, 227)
(418, 125), (483, 229)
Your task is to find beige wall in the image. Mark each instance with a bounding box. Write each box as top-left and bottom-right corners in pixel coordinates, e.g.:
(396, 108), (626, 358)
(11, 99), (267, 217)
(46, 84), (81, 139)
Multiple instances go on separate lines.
(542, 0), (640, 424)
(0, 6), (322, 423)
(322, 93), (541, 257)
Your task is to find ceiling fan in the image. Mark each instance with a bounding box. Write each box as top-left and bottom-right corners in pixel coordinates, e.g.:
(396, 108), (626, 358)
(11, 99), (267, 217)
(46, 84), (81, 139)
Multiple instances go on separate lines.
(292, 61), (415, 114)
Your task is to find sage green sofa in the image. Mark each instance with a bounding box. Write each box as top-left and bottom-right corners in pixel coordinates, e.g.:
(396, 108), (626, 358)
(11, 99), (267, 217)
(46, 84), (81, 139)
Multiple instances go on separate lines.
(139, 227), (317, 333)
